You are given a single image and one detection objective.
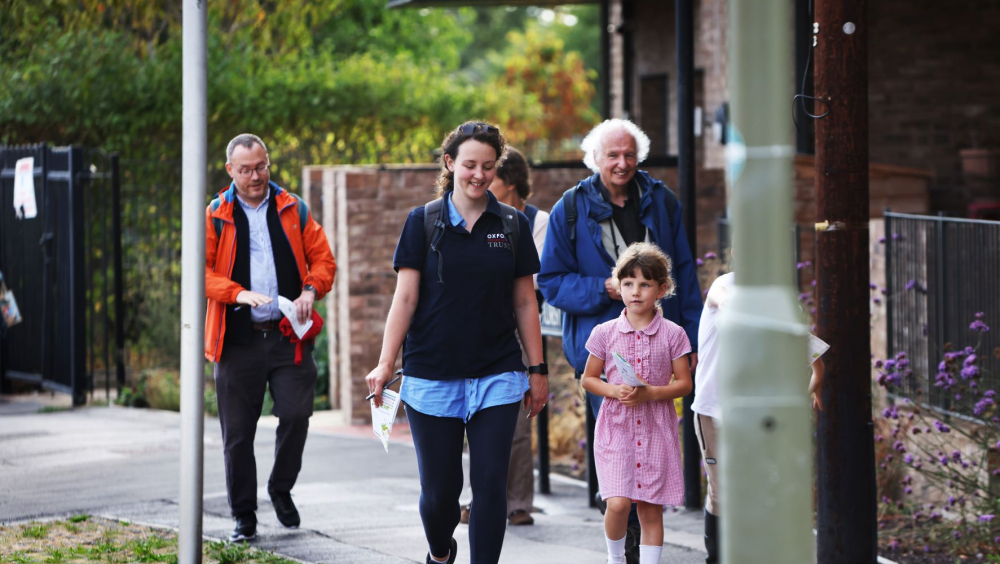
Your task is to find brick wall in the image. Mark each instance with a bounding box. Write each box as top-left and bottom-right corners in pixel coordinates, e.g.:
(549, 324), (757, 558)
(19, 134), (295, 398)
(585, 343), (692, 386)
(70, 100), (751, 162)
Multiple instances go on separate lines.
(869, 0), (1000, 209)
(630, 0), (730, 171)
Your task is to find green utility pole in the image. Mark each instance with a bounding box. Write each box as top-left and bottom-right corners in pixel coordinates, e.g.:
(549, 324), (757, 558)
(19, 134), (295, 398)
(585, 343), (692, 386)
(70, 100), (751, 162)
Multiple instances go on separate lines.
(720, 1), (815, 563)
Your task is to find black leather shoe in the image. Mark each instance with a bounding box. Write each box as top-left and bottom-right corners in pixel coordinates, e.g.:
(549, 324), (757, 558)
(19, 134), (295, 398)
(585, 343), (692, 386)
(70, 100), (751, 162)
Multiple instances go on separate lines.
(425, 537), (457, 564)
(229, 512), (256, 542)
(269, 489), (300, 528)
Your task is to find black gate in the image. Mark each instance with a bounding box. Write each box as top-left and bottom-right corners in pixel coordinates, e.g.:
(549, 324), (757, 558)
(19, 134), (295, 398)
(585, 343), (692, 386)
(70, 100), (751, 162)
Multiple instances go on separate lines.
(0, 145), (87, 404)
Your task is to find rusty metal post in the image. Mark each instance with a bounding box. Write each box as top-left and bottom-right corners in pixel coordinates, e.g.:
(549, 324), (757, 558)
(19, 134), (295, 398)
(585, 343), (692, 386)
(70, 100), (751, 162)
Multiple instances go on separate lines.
(813, 1), (877, 563)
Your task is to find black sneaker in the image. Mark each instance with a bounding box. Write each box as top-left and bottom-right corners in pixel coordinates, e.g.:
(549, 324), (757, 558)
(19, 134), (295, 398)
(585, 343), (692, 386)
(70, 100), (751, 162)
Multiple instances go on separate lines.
(229, 512), (256, 542)
(425, 537), (457, 564)
(269, 489), (300, 529)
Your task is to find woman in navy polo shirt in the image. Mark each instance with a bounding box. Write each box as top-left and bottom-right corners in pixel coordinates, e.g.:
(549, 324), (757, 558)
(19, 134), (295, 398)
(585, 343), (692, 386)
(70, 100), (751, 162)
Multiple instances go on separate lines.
(365, 121), (548, 564)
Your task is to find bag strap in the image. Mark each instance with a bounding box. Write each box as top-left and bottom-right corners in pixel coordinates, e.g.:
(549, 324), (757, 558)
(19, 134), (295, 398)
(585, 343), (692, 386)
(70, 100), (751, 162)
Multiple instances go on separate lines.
(423, 198), (447, 285)
(210, 193), (309, 240)
(563, 186), (580, 243)
(497, 202), (520, 265)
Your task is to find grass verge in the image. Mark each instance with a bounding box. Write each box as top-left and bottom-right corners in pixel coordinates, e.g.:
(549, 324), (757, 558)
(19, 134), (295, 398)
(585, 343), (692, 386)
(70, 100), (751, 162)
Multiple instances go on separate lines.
(0, 516), (298, 564)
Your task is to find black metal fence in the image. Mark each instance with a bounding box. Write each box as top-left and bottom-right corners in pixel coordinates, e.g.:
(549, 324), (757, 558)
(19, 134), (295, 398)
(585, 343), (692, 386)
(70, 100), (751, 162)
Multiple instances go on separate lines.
(0, 145), (88, 403)
(1, 144), (185, 402)
(885, 212), (1000, 411)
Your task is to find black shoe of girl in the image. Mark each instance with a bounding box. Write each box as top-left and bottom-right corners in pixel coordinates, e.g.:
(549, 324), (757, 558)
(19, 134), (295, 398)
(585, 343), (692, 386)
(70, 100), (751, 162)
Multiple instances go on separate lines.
(425, 537), (457, 564)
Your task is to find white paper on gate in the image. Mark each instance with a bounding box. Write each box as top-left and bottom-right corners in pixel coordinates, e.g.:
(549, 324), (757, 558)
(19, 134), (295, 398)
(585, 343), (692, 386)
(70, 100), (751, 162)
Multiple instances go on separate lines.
(612, 351), (645, 387)
(277, 296), (313, 339)
(807, 334), (830, 364)
(371, 388), (401, 453)
(13, 157), (38, 219)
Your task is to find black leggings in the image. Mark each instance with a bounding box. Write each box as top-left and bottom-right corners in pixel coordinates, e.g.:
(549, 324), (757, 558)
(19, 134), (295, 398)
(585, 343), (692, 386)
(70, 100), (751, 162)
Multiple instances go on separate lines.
(406, 401), (521, 564)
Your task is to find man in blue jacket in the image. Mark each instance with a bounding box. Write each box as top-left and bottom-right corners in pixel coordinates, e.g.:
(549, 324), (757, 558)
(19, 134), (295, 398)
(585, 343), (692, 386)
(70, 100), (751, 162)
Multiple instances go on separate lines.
(538, 118), (701, 563)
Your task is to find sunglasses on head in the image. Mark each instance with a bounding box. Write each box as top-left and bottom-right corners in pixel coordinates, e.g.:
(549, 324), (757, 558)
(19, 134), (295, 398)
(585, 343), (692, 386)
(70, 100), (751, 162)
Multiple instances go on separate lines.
(457, 122), (499, 137)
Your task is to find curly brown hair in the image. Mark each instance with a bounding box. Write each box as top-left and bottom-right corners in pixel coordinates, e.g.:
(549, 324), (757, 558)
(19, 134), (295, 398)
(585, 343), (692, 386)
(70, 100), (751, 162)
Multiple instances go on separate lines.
(434, 121), (507, 198)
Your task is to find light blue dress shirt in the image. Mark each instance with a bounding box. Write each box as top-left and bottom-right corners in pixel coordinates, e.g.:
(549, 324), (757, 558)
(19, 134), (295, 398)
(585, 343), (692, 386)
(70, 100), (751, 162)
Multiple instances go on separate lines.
(400, 192), (530, 421)
(236, 193), (280, 322)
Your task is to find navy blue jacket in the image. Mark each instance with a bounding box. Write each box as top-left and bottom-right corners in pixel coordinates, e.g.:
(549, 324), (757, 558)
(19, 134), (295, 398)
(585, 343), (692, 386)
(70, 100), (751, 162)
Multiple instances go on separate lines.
(538, 171), (702, 372)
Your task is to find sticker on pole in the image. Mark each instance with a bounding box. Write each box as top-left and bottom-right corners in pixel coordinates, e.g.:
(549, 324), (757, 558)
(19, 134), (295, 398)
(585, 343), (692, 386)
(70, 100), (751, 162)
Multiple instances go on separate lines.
(13, 157), (38, 219)
(724, 125), (746, 184)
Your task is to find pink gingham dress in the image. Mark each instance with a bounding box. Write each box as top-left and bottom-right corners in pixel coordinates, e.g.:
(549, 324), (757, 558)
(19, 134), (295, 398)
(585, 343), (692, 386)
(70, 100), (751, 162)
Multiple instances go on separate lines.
(585, 309), (691, 506)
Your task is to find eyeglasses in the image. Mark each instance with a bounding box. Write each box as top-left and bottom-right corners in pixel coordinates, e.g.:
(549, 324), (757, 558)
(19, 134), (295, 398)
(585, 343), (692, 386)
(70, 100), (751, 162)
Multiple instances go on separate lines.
(234, 164), (270, 178)
(457, 122), (499, 137)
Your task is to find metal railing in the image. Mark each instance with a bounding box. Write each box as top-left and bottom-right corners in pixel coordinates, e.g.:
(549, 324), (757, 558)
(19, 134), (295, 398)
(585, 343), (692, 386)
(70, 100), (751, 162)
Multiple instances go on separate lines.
(885, 212), (1000, 411)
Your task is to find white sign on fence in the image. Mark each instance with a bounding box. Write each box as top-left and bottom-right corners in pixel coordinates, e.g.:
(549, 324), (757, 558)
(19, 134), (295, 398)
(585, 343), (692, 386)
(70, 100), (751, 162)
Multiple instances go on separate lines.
(13, 157), (38, 219)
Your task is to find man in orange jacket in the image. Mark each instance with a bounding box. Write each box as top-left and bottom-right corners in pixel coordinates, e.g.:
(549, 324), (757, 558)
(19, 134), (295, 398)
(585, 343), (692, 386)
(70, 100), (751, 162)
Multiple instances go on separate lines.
(205, 134), (336, 542)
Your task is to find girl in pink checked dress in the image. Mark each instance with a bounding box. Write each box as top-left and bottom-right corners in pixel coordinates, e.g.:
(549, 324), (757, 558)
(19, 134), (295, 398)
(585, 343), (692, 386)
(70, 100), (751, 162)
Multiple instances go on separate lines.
(581, 242), (693, 564)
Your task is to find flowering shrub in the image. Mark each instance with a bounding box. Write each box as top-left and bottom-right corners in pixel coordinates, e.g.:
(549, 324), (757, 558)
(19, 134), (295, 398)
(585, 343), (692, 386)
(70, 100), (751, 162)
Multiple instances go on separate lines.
(875, 313), (1000, 558)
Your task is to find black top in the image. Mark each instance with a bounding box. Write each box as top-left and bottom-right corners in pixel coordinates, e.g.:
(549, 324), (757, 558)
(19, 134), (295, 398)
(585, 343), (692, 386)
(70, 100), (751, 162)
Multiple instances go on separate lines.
(596, 177), (647, 251)
(392, 192), (540, 380)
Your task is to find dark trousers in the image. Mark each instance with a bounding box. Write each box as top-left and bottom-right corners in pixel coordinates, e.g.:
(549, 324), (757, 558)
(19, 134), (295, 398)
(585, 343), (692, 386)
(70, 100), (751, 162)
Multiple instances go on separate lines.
(406, 401), (521, 564)
(215, 330), (317, 516)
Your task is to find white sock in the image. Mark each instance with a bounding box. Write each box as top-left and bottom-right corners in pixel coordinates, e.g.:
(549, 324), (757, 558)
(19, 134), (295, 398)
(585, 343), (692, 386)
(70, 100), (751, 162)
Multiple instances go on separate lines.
(429, 551), (450, 564)
(606, 534), (626, 564)
(639, 544), (663, 564)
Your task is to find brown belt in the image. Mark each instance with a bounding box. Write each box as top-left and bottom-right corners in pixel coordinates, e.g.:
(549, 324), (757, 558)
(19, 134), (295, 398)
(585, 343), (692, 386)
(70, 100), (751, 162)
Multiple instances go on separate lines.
(251, 320), (280, 332)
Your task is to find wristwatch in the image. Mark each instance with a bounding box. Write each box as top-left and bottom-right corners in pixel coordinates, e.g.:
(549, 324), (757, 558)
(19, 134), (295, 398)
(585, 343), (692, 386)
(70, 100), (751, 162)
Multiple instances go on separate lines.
(303, 284), (317, 295)
(527, 363), (548, 376)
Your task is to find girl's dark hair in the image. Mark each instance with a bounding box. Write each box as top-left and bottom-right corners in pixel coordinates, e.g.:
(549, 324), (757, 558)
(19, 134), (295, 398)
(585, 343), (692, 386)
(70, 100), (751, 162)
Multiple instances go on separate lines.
(495, 146), (531, 200)
(434, 120), (507, 198)
(613, 242), (676, 302)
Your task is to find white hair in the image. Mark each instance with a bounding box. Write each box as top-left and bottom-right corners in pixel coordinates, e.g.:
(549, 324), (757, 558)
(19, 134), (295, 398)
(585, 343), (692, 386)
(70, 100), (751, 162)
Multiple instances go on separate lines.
(580, 119), (651, 173)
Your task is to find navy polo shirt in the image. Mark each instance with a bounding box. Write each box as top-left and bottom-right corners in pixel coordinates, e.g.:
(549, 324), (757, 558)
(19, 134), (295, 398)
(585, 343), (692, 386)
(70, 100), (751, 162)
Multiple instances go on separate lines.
(393, 191), (540, 380)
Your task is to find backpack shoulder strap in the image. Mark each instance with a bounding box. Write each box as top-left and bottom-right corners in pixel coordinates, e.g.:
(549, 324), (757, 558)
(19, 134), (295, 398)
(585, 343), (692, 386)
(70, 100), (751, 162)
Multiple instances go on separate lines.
(296, 195), (308, 234)
(497, 202), (520, 264)
(563, 186), (580, 242)
(209, 197), (224, 240)
(423, 198), (447, 284)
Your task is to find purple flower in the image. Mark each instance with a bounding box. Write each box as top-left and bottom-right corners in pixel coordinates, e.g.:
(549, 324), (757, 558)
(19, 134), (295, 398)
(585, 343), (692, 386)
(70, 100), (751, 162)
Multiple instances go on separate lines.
(973, 397), (995, 416)
(952, 451), (963, 462)
(578, 439), (587, 449)
(904, 487), (912, 495)
(869, 282), (878, 290)
(873, 297), (882, 305)
(811, 280), (817, 287)
(878, 237), (886, 244)
(892, 232), (903, 240)
(961, 365), (980, 379)
(888, 539), (899, 551)
(881, 287), (888, 295)
(905, 279), (917, 291)
(874, 359), (884, 369)
(979, 515), (995, 523)
(893, 440), (906, 452)
(939, 456), (949, 465)
(884, 359), (897, 371)
(696, 258), (704, 266)
(975, 311), (985, 319)
(984, 390), (996, 398)
(970, 320), (990, 332)
(798, 292), (811, 302)
(934, 420), (951, 433)
(704, 252), (717, 260)
(964, 354), (978, 367)
(904, 454), (914, 464)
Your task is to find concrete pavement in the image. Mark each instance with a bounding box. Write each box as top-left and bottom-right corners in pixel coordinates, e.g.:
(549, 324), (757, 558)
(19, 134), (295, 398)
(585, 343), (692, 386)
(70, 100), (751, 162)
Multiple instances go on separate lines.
(0, 396), (707, 563)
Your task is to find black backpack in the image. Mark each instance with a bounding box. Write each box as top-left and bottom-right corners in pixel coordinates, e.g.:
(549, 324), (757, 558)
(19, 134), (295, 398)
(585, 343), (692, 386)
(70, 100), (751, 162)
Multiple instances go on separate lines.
(423, 197), (520, 285)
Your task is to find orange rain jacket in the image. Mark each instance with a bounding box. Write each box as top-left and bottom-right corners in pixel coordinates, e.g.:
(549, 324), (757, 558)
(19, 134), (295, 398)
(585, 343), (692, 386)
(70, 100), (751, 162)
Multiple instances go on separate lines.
(204, 182), (336, 362)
